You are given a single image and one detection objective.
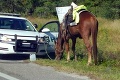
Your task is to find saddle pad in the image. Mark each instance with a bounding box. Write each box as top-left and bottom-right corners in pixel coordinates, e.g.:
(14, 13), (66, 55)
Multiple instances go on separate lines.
(73, 5), (87, 24)
(70, 10), (87, 26)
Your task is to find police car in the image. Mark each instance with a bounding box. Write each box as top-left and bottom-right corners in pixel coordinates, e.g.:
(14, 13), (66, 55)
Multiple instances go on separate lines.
(0, 13), (59, 55)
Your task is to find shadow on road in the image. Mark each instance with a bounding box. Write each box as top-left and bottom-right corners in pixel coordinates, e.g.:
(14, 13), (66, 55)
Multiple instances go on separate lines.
(0, 54), (30, 60)
(0, 53), (55, 60)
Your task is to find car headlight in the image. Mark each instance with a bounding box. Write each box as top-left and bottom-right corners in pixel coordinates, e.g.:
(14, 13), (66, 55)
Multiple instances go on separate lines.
(0, 34), (12, 42)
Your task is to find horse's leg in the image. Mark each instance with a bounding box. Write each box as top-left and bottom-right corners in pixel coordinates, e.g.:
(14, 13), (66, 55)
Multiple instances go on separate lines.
(83, 37), (92, 65)
(71, 38), (77, 61)
(64, 40), (70, 61)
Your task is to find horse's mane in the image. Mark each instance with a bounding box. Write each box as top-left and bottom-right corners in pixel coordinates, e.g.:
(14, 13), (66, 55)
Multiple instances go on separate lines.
(58, 23), (63, 38)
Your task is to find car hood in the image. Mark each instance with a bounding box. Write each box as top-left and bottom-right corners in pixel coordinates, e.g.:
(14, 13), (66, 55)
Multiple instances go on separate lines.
(0, 29), (39, 37)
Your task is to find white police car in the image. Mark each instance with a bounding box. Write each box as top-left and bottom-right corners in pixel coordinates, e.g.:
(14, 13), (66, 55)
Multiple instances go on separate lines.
(0, 13), (59, 55)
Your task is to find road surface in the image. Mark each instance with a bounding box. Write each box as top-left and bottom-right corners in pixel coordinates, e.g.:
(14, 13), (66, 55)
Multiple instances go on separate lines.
(0, 54), (91, 80)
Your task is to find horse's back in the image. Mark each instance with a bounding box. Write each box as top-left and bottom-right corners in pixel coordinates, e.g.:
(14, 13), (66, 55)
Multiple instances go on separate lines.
(68, 11), (98, 38)
(80, 11), (97, 24)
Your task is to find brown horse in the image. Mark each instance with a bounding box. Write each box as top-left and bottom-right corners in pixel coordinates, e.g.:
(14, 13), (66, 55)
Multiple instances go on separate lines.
(55, 9), (98, 65)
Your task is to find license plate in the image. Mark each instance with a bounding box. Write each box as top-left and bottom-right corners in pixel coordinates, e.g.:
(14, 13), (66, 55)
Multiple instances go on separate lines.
(22, 43), (30, 47)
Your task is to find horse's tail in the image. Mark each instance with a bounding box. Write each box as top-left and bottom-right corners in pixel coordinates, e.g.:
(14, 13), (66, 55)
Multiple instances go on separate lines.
(92, 19), (98, 65)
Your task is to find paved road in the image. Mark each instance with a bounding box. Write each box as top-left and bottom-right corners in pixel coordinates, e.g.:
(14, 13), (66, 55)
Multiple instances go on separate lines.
(0, 54), (91, 80)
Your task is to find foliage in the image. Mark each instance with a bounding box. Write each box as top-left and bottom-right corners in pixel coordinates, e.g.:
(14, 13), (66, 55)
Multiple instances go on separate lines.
(0, 0), (120, 19)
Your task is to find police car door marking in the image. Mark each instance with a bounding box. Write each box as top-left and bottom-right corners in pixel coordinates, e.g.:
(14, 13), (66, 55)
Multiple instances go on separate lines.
(41, 36), (57, 43)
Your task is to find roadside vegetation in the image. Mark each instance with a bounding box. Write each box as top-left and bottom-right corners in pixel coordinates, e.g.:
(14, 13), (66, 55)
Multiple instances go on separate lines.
(0, 0), (120, 20)
(28, 17), (120, 80)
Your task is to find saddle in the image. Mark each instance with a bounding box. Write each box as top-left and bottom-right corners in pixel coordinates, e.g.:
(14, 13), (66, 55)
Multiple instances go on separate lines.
(63, 5), (87, 28)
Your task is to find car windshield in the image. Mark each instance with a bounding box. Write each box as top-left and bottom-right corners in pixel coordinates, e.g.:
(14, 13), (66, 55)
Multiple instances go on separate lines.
(0, 18), (36, 31)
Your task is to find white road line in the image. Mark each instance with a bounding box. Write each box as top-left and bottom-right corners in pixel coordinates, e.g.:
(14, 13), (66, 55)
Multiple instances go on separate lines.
(0, 72), (19, 80)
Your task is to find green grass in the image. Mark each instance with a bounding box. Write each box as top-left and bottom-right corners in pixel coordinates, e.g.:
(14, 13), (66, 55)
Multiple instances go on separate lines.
(35, 59), (120, 80)
(28, 17), (120, 80)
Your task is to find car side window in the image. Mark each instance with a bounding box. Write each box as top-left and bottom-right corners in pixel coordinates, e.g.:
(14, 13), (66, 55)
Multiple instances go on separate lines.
(0, 18), (36, 32)
(43, 22), (58, 32)
(25, 20), (35, 31)
(0, 19), (12, 29)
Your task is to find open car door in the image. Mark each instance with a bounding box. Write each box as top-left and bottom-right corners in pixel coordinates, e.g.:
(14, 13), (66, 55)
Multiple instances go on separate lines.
(38, 21), (60, 54)
(39, 20), (60, 43)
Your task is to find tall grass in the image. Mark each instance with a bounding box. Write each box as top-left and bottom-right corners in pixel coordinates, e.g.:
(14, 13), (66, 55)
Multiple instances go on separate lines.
(28, 17), (120, 80)
(97, 18), (120, 67)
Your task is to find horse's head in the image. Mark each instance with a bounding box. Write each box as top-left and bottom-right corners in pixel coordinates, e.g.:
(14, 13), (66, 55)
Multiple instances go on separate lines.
(55, 41), (62, 60)
(55, 35), (63, 60)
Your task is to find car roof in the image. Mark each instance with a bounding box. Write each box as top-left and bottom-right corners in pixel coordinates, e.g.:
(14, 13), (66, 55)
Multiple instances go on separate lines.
(0, 15), (26, 20)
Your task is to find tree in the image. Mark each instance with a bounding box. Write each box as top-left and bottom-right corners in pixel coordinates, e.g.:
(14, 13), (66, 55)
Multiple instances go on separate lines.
(0, 0), (119, 19)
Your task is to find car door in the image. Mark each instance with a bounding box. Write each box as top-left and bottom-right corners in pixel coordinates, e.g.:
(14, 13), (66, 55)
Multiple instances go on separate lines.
(39, 21), (60, 47)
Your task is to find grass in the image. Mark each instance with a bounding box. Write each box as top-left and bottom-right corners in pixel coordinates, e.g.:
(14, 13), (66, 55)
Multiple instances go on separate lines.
(97, 18), (120, 63)
(28, 17), (120, 80)
(34, 58), (120, 80)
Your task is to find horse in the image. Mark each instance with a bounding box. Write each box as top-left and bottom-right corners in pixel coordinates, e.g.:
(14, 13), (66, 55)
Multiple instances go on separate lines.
(55, 8), (98, 65)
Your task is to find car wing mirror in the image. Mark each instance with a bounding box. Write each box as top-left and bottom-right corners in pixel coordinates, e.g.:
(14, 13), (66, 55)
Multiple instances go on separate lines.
(42, 28), (50, 32)
(34, 24), (38, 28)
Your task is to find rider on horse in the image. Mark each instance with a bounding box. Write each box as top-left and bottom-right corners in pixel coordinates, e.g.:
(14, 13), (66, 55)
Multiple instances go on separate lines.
(62, 2), (87, 30)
